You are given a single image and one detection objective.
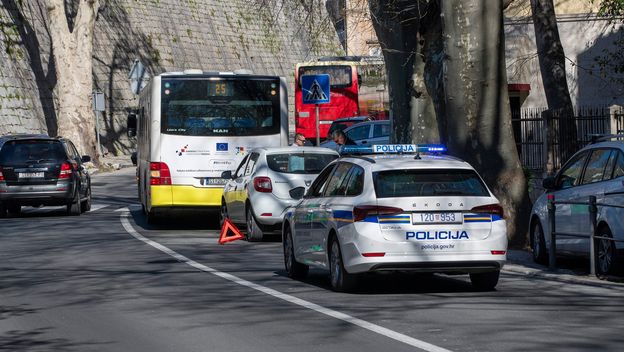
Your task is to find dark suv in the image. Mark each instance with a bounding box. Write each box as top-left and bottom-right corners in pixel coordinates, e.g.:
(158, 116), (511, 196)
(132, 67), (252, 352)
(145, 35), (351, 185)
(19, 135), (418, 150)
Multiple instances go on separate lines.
(0, 134), (92, 217)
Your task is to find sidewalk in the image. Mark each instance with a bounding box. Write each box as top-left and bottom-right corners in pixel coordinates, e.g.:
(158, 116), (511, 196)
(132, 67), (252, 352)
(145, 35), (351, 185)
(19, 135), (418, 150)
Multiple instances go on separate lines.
(505, 250), (624, 288)
(86, 153), (135, 175)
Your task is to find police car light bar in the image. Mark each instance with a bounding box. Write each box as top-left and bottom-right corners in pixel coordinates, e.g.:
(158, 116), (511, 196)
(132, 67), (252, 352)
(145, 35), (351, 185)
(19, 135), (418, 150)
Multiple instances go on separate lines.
(340, 144), (447, 155)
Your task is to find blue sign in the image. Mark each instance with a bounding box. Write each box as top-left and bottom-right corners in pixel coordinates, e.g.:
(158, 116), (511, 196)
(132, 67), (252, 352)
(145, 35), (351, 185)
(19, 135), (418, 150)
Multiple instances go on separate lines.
(216, 143), (228, 151)
(301, 74), (330, 105)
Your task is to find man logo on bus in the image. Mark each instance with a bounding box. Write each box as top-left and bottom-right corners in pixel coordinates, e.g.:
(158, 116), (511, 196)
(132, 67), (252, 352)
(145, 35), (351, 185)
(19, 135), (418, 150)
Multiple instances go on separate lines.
(176, 145), (189, 156)
(216, 143), (228, 152)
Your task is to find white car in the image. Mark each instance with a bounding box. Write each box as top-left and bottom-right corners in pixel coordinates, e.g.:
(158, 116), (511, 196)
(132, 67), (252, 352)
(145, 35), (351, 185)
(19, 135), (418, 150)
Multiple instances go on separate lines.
(221, 147), (339, 241)
(529, 137), (624, 275)
(282, 144), (507, 291)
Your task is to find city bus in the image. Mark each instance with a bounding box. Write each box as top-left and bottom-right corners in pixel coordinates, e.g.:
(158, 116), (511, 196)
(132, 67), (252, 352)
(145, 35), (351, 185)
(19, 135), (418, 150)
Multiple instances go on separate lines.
(132, 70), (288, 223)
(294, 56), (389, 143)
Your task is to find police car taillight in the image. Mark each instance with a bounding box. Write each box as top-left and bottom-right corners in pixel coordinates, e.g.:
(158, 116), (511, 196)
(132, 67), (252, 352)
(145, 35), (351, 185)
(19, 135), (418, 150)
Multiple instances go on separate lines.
(150, 162), (172, 185)
(0, 166), (4, 182)
(471, 204), (504, 218)
(253, 176), (273, 193)
(353, 205), (403, 222)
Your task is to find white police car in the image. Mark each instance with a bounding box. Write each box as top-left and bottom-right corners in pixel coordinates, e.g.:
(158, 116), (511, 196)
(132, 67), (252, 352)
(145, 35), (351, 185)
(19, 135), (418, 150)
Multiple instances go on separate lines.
(282, 144), (507, 292)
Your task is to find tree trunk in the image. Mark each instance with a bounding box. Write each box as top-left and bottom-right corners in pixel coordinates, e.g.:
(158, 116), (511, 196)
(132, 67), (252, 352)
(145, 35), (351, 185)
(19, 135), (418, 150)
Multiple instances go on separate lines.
(368, 0), (438, 144)
(439, 0), (531, 247)
(530, 0), (577, 162)
(47, 0), (100, 160)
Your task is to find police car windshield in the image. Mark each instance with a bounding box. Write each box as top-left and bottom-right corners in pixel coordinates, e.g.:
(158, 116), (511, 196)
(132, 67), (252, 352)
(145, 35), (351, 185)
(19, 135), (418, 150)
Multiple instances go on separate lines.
(267, 153), (338, 174)
(373, 169), (489, 198)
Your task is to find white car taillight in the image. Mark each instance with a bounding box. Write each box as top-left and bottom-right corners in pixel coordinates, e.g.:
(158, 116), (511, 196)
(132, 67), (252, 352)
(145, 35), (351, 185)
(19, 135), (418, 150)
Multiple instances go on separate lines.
(253, 176), (272, 193)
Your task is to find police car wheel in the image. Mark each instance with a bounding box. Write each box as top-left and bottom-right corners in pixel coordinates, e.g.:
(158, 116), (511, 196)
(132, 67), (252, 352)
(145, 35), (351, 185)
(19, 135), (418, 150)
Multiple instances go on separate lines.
(284, 227), (308, 279)
(531, 220), (548, 265)
(469, 271), (500, 291)
(329, 238), (357, 292)
(246, 206), (263, 242)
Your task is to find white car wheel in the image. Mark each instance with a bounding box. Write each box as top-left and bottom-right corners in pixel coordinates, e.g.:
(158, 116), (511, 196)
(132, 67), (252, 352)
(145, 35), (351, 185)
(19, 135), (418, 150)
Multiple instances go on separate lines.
(246, 206), (263, 241)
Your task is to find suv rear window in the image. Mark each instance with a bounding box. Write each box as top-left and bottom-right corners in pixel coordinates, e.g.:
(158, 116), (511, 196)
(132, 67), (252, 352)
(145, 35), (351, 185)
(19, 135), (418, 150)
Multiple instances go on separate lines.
(373, 169), (490, 198)
(0, 140), (67, 165)
(267, 153), (338, 174)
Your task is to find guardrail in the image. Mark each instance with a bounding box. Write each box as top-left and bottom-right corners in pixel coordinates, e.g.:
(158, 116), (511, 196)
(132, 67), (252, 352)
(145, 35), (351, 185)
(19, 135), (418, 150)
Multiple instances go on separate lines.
(547, 195), (624, 276)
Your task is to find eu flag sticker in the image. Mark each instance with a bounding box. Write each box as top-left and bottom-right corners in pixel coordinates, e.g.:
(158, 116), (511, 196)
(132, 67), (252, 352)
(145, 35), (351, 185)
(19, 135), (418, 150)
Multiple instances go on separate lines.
(216, 143), (228, 152)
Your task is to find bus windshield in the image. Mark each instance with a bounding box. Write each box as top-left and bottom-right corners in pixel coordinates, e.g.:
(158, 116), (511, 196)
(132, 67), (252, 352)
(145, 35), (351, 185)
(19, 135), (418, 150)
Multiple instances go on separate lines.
(161, 78), (280, 136)
(298, 65), (352, 88)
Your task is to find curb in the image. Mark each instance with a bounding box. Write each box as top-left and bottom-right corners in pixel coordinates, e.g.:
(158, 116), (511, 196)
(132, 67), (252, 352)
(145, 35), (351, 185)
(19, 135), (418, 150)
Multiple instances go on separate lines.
(503, 262), (624, 289)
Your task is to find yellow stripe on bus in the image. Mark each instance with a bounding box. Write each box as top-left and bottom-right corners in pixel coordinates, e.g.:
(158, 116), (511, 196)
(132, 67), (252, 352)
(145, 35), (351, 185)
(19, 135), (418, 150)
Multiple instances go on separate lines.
(151, 185), (223, 207)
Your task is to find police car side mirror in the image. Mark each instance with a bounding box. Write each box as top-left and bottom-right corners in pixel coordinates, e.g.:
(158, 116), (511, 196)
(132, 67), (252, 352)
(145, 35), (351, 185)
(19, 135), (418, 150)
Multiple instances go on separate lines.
(542, 176), (557, 190)
(81, 155), (91, 163)
(221, 170), (233, 180)
(289, 186), (306, 200)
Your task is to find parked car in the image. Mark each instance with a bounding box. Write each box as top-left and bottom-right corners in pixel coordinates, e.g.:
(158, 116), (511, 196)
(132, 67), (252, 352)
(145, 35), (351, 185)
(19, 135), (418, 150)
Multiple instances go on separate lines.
(220, 146), (339, 241)
(0, 134), (92, 217)
(321, 120), (390, 150)
(326, 116), (372, 138)
(529, 135), (624, 275)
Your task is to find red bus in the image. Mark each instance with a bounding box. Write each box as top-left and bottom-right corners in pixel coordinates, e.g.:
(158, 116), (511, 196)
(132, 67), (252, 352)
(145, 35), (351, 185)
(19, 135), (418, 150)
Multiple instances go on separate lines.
(295, 56), (389, 143)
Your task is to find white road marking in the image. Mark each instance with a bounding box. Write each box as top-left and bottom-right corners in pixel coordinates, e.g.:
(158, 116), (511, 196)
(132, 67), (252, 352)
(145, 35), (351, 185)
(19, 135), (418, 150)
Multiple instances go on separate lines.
(118, 209), (452, 352)
(89, 204), (108, 212)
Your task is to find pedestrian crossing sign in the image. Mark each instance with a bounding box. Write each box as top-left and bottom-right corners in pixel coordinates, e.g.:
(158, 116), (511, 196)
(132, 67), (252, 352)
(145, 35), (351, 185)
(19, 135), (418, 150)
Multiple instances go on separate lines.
(301, 74), (330, 104)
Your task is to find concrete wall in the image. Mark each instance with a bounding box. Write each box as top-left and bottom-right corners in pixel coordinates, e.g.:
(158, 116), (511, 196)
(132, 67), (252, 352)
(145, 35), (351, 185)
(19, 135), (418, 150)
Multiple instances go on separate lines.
(0, 0), (342, 154)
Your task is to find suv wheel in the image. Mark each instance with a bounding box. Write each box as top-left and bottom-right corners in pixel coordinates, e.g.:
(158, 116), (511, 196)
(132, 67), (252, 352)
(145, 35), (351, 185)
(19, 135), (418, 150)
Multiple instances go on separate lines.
(67, 190), (81, 216)
(7, 204), (21, 216)
(81, 185), (92, 212)
(0, 202), (7, 218)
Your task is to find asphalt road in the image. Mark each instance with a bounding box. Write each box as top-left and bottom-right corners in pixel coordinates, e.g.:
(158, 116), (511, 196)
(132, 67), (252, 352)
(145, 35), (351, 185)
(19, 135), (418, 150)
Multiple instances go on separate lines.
(1, 168), (623, 352)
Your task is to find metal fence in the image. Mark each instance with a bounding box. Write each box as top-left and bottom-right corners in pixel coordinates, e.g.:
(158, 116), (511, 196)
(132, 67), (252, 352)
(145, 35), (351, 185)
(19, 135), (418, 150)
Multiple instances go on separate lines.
(546, 195), (624, 277)
(513, 106), (622, 172)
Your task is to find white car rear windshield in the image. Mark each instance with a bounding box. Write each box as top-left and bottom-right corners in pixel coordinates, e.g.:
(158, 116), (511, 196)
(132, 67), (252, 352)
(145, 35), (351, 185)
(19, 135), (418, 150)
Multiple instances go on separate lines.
(267, 153), (338, 174)
(373, 169), (490, 198)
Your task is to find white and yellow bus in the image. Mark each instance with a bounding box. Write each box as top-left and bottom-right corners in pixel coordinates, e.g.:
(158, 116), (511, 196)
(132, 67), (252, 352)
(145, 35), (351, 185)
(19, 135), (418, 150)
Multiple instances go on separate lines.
(132, 70), (288, 222)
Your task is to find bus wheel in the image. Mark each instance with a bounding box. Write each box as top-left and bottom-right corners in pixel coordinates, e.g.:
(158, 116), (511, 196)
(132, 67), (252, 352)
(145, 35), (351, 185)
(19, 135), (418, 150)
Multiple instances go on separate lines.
(146, 208), (158, 225)
(246, 206), (263, 242)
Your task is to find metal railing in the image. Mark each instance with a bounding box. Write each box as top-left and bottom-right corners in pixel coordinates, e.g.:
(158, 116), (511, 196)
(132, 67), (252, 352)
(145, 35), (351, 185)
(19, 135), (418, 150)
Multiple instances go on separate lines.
(547, 195), (624, 276)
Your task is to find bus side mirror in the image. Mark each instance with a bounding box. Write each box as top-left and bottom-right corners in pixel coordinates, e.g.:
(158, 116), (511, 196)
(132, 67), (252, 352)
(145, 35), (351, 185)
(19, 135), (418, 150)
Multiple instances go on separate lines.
(221, 170), (233, 180)
(127, 113), (137, 137)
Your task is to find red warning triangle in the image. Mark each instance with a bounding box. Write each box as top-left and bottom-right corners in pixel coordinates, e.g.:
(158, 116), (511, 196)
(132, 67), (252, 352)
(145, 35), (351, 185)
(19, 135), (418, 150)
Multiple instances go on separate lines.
(218, 218), (245, 244)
